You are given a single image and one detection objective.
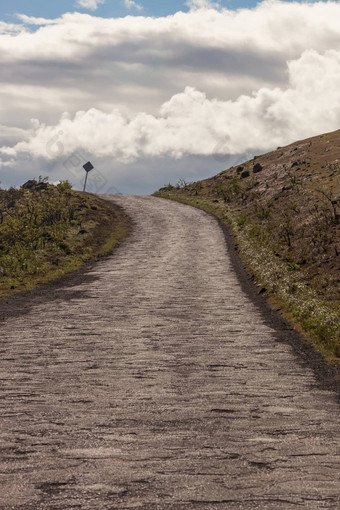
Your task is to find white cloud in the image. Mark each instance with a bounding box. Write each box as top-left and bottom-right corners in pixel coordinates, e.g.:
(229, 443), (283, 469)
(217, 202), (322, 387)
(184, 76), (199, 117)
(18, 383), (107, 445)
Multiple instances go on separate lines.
(3, 48), (340, 167)
(1, 1), (339, 122)
(186, 0), (221, 10)
(123, 0), (143, 11)
(0, 21), (25, 34)
(76, 0), (105, 11)
(16, 14), (57, 25)
(2, 1), (340, 191)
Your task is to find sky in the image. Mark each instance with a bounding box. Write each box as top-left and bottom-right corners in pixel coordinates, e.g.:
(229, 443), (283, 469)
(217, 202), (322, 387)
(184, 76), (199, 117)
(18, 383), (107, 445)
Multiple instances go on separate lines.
(1, 0), (340, 194)
(0, 0), (317, 20)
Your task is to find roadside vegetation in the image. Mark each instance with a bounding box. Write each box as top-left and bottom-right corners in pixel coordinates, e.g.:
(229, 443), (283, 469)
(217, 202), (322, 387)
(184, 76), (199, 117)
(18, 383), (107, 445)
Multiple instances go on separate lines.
(154, 130), (340, 363)
(0, 178), (130, 296)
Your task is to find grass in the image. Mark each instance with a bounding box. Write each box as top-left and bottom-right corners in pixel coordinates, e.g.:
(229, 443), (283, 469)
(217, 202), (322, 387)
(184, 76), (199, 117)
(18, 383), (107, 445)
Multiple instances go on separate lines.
(0, 179), (130, 297)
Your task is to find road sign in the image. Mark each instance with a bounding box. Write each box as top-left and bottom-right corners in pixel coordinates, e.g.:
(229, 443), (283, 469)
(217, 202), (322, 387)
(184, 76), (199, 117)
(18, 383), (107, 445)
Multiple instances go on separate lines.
(82, 161), (94, 192)
(83, 161), (94, 173)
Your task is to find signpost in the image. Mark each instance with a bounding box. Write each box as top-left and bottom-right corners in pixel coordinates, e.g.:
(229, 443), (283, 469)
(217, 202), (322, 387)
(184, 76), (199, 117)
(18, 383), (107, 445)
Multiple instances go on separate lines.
(82, 161), (94, 192)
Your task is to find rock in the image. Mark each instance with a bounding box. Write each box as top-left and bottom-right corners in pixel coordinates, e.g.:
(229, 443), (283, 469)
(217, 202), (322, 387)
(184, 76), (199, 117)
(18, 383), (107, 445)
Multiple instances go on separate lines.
(236, 166), (244, 173)
(21, 179), (37, 190)
(253, 163), (263, 173)
(21, 180), (48, 191)
(240, 170), (250, 179)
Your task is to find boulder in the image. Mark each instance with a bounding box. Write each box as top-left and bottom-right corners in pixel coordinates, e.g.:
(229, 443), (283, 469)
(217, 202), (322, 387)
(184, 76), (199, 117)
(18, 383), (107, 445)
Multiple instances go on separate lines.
(253, 163), (263, 173)
(21, 179), (37, 190)
(21, 180), (48, 191)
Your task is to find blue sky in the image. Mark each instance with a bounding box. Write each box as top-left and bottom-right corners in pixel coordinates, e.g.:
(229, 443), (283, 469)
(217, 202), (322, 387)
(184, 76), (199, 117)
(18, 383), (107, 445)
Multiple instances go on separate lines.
(0, 0), (320, 22)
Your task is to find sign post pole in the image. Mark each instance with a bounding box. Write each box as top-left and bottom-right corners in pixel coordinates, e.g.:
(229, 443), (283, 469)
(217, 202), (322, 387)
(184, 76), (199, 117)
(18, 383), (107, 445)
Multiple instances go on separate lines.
(83, 171), (88, 192)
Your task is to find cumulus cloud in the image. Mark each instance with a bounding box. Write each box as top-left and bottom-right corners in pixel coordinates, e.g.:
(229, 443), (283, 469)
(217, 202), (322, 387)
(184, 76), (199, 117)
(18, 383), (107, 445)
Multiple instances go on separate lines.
(76, 0), (105, 11)
(2, 1), (340, 190)
(2, 47), (340, 168)
(1, 2), (339, 109)
(123, 0), (143, 11)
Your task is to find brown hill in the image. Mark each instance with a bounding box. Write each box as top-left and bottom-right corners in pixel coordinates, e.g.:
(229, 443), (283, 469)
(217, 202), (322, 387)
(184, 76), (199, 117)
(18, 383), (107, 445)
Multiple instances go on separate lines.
(199, 129), (339, 291)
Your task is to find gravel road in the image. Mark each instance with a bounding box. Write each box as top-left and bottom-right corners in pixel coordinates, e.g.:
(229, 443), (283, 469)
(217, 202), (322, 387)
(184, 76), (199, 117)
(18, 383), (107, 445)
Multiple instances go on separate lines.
(0, 195), (339, 509)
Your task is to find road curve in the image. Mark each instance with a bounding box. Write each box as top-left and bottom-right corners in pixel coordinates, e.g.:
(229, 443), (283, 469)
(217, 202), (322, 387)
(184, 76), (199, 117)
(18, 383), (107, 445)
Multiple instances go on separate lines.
(0, 195), (339, 509)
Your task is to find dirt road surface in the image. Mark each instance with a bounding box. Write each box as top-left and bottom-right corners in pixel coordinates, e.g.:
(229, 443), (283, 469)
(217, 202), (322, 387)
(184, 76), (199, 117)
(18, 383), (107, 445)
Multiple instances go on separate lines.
(0, 195), (339, 509)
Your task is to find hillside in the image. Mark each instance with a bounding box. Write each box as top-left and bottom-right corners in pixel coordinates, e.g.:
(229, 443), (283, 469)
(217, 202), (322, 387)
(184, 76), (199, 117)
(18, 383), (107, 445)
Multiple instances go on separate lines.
(0, 179), (130, 296)
(154, 129), (340, 362)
